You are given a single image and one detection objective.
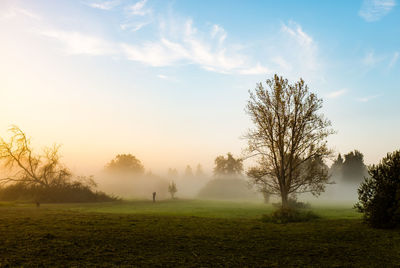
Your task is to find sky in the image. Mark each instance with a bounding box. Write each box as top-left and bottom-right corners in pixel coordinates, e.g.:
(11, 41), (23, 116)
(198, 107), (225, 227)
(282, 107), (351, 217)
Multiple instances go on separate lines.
(0, 0), (399, 176)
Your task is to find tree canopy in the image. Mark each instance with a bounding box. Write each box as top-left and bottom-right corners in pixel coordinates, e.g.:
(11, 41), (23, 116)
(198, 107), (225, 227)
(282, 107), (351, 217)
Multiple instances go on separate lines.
(105, 154), (144, 174)
(213, 153), (243, 177)
(342, 150), (368, 183)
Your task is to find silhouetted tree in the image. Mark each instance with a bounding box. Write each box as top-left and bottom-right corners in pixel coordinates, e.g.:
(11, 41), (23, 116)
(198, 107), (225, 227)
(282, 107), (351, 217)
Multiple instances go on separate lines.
(355, 150), (400, 228)
(245, 74), (334, 208)
(167, 168), (178, 178)
(0, 126), (71, 187)
(213, 153), (243, 177)
(184, 165), (193, 177)
(105, 154), (144, 174)
(330, 153), (344, 181)
(168, 181), (177, 199)
(195, 164), (204, 177)
(342, 150), (368, 183)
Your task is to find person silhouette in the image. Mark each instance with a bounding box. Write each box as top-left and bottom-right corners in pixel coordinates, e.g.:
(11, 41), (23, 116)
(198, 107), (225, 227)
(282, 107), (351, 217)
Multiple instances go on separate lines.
(152, 192), (156, 203)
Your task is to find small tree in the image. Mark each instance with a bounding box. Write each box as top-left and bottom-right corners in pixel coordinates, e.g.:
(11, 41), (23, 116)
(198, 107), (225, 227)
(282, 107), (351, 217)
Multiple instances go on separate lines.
(245, 74), (334, 208)
(355, 150), (400, 229)
(168, 181), (177, 199)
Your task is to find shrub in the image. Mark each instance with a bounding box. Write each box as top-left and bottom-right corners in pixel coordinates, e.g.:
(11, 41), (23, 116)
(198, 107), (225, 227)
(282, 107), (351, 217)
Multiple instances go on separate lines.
(261, 208), (319, 224)
(355, 150), (400, 228)
(272, 197), (311, 210)
(0, 182), (117, 203)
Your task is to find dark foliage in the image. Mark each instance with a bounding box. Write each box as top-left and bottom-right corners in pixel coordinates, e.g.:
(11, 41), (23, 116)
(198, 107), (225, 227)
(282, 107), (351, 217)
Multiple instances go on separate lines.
(342, 150), (368, 183)
(329, 153), (344, 181)
(0, 181), (117, 203)
(261, 208), (319, 223)
(272, 197), (311, 210)
(355, 150), (400, 228)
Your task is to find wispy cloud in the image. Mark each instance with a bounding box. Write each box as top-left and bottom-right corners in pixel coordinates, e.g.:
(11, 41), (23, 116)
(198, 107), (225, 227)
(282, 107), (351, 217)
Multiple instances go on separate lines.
(121, 20), (252, 73)
(362, 51), (385, 67)
(388, 51), (399, 68)
(157, 74), (178, 82)
(357, 94), (381, 102)
(239, 63), (270, 75)
(1, 7), (41, 20)
(327, 89), (347, 99)
(211, 24), (227, 44)
(126, 0), (151, 16)
(157, 74), (168, 79)
(281, 22), (313, 47)
(86, 0), (120, 10)
(120, 21), (150, 32)
(359, 0), (396, 22)
(275, 21), (322, 81)
(40, 30), (116, 55)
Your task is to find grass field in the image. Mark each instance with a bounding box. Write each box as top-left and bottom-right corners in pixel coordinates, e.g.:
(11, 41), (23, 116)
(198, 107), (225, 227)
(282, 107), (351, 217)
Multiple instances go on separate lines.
(1, 200), (399, 267)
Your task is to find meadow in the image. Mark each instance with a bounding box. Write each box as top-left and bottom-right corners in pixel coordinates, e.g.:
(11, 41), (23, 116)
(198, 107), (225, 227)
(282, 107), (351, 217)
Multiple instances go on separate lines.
(1, 200), (399, 267)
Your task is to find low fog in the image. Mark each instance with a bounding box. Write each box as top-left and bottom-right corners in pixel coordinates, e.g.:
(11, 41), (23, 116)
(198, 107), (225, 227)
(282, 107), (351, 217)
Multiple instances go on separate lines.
(92, 150), (368, 205)
(94, 153), (263, 201)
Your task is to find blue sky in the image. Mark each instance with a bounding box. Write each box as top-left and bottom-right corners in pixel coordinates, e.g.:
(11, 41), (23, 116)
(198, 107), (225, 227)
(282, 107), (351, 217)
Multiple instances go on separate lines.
(0, 0), (399, 174)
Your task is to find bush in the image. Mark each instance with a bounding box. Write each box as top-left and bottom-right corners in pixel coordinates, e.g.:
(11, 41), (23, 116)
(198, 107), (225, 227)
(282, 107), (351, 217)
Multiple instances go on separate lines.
(0, 182), (117, 203)
(272, 197), (311, 209)
(261, 207), (319, 224)
(355, 150), (400, 229)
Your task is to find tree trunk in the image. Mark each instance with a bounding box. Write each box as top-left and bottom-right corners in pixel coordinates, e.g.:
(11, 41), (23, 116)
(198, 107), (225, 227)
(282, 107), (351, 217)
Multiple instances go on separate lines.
(281, 191), (289, 209)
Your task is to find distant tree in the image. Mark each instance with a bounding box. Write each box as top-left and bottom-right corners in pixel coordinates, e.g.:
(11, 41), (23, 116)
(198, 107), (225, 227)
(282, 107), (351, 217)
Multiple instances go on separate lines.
(330, 153), (344, 181)
(168, 181), (177, 199)
(167, 168), (178, 178)
(105, 154), (144, 174)
(195, 164), (204, 177)
(213, 153), (243, 177)
(342, 150), (368, 183)
(355, 150), (400, 228)
(184, 165), (193, 177)
(245, 75), (334, 208)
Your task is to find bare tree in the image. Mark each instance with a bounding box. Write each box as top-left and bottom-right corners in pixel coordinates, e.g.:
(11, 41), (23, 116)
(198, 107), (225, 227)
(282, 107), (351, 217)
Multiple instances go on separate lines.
(0, 126), (71, 187)
(245, 75), (334, 208)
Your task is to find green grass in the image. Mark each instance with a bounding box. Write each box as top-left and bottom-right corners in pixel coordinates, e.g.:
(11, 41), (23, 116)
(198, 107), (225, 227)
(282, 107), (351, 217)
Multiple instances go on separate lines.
(1, 200), (399, 267)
